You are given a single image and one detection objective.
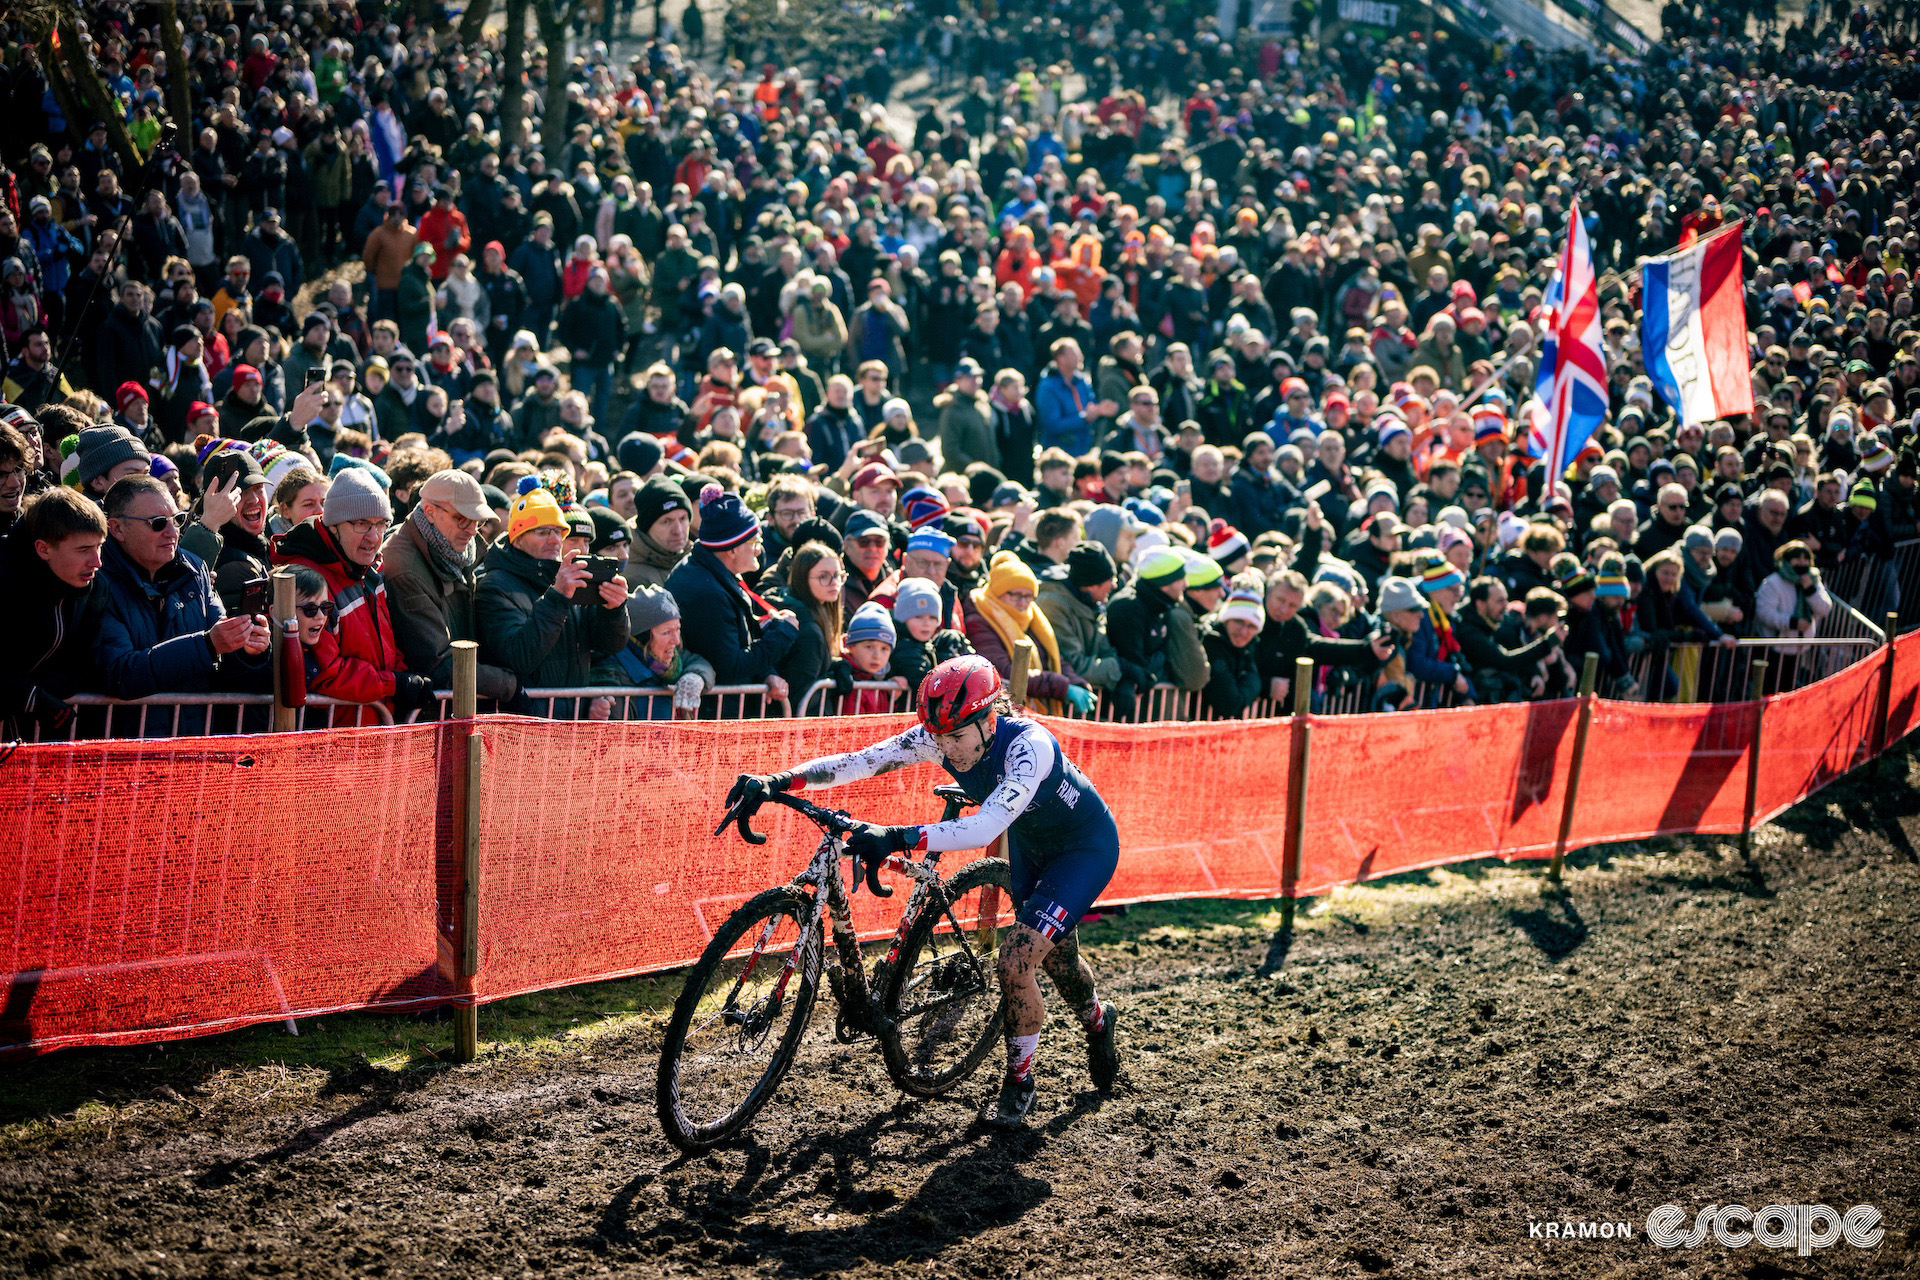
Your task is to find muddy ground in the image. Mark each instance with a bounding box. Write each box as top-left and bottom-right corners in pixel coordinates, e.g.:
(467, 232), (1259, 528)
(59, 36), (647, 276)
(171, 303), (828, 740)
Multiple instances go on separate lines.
(3, 756), (1917, 1280)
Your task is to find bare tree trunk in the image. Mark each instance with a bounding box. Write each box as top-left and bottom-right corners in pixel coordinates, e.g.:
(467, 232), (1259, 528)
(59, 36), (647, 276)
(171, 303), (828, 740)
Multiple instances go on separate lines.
(534, 0), (574, 164)
(458, 0), (495, 47)
(51, 17), (144, 174)
(500, 0), (531, 155)
(157, 0), (194, 141)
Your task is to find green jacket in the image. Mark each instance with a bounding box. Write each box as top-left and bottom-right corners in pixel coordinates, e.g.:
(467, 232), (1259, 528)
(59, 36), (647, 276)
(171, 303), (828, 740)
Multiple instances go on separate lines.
(935, 389), (997, 474)
(397, 262), (436, 353)
(1036, 569), (1120, 690)
(1164, 601), (1211, 692)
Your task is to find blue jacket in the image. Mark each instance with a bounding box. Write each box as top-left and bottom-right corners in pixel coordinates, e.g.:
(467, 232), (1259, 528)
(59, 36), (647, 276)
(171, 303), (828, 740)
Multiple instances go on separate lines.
(665, 544), (798, 686)
(93, 539), (268, 734)
(1034, 370), (1098, 455)
(1404, 610), (1469, 706)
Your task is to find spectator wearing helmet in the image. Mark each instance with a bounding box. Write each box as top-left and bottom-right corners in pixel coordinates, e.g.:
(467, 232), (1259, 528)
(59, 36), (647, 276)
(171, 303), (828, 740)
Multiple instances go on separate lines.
(475, 480), (632, 716)
(962, 550), (1093, 716)
(666, 485), (800, 693)
(0, 488), (108, 738)
(274, 465), (436, 722)
(383, 470), (521, 706)
(94, 476), (271, 733)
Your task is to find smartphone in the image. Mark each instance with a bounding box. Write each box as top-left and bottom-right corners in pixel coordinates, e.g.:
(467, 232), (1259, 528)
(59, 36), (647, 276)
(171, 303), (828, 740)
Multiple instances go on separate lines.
(1175, 479), (1191, 496)
(584, 555), (623, 586)
(239, 576), (270, 618)
(304, 362), (329, 390)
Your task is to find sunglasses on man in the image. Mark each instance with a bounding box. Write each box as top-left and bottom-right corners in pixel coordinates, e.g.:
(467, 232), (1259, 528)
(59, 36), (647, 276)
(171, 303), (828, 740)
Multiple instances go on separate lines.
(117, 511), (191, 533)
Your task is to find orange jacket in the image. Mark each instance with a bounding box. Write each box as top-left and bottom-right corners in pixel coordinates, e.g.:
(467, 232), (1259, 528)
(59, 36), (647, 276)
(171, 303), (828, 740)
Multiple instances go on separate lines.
(360, 219), (418, 290)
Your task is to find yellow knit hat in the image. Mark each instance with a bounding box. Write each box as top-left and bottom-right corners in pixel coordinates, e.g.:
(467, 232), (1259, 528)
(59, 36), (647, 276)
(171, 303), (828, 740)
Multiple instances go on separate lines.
(508, 486), (566, 543)
(986, 549), (1038, 598)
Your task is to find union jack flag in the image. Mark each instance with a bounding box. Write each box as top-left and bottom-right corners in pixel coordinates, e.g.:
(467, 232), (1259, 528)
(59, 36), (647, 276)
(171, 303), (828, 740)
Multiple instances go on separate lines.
(1533, 200), (1609, 486)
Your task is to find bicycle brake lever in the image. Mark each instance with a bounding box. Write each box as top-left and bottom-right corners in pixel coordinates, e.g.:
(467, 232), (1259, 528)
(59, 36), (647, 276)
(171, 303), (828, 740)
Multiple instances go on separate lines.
(864, 852), (894, 898)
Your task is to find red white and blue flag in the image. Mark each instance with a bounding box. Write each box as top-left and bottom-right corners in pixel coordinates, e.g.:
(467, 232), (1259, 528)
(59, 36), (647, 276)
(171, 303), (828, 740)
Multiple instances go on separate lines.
(1640, 221), (1754, 429)
(1534, 200), (1608, 484)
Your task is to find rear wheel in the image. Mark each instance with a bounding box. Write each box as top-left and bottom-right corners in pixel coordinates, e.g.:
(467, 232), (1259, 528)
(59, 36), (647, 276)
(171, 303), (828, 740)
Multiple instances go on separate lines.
(656, 886), (821, 1152)
(879, 857), (1012, 1098)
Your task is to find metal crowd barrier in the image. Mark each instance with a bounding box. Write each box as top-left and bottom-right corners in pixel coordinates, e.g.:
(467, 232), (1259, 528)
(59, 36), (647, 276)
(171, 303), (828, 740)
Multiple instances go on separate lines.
(795, 679), (911, 717)
(29, 693), (395, 742)
(512, 684), (793, 720)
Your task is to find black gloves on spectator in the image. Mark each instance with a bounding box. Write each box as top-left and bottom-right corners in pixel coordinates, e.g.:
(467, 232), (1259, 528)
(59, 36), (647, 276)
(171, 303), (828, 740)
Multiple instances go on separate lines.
(830, 658), (855, 699)
(26, 688), (74, 736)
(725, 772), (794, 812)
(393, 672), (438, 720)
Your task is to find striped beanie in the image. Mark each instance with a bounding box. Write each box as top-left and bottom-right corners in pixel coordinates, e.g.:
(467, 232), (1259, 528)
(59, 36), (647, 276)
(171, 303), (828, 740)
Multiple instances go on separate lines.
(695, 483), (760, 551)
(1471, 406), (1508, 444)
(1420, 561), (1467, 595)
(1594, 571), (1630, 599)
(1135, 546), (1189, 586)
(1859, 438), (1895, 473)
(1207, 518), (1250, 563)
(1217, 588), (1265, 632)
(1376, 416), (1412, 448)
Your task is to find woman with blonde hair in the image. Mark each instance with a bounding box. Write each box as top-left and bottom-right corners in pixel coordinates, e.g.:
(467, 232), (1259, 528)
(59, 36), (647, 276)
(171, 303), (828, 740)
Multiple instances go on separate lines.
(960, 550), (1094, 715)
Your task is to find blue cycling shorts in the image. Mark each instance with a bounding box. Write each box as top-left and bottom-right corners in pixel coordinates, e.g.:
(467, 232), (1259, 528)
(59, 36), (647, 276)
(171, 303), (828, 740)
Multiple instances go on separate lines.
(1005, 809), (1121, 943)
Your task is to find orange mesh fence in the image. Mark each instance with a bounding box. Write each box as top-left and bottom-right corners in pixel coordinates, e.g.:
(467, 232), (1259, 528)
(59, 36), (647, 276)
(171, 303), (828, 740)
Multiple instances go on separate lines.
(0, 726), (455, 1056)
(4, 640), (1917, 1057)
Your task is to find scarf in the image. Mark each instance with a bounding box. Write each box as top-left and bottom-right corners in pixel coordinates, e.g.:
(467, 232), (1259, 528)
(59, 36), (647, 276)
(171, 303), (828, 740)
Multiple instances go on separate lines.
(409, 503), (476, 582)
(969, 555), (1065, 714)
(1428, 600), (1461, 664)
(162, 346), (200, 397)
(1774, 565), (1813, 624)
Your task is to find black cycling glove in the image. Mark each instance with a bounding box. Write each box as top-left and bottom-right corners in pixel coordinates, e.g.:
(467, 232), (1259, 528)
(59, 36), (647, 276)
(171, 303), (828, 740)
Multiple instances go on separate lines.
(725, 772), (795, 811)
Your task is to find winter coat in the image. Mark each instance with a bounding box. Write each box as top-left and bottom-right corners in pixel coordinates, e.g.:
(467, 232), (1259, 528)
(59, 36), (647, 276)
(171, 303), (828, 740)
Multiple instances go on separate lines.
(397, 261), (437, 353)
(1454, 604), (1556, 702)
(557, 289), (628, 366)
(0, 534), (105, 736)
(93, 538), (269, 733)
(1037, 568), (1122, 689)
(1564, 602), (1632, 691)
(764, 582), (836, 706)
(272, 519), (408, 719)
(382, 517), (519, 702)
(474, 539), (630, 705)
(1103, 581), (1174, 695)
(1754, 569), (1834, 653)
(665, 543), (799, 685)
(960, 594), (1081, 703)
(888, 629), (974, 703)
(934, 389), (997, 474)
(1164, 601), (1211, 692)
(1199, 620), (1262, 720)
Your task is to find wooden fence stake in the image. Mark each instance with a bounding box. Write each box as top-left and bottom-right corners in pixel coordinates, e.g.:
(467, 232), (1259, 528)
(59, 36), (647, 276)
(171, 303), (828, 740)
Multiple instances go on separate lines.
(1279, 657), (1314, 932)
(1740, 660), (1769, 863)
(270, 568), (297, 733)
(1873, 611), (1899, 762)
(452, 641), (481, 1063)
(1548, 653), (1600, 884)
(1010, 637), (1035, 708)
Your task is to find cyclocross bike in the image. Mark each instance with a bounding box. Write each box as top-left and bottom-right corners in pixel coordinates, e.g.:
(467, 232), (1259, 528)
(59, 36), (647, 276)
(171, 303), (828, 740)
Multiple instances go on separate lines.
(655, 784), (1013, 1152)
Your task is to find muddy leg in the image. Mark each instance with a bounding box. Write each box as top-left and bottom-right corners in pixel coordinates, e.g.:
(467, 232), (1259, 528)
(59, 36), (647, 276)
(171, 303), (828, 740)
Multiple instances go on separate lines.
(996, 923), (1054, 1037)
(1040, 929), (1103, 1030)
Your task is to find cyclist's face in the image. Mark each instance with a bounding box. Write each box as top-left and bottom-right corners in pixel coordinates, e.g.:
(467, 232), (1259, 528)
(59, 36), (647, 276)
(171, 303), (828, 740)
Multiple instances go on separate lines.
(932, 716), (994, 770)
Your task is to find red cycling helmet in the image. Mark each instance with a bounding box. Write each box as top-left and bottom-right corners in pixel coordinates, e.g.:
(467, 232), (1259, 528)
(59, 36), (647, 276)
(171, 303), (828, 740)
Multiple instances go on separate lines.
(918, 655), (1003, 735)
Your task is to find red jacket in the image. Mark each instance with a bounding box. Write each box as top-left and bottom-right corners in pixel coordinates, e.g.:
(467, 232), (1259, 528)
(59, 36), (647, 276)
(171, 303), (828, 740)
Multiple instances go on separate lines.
(415, 207), (470, 282)
(272, 519), (406, 722)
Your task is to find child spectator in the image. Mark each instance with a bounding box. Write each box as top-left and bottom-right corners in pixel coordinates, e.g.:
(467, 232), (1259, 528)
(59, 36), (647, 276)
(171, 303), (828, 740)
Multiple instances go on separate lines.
(833, 601), (907, 713)
(888, 575), (973, 699)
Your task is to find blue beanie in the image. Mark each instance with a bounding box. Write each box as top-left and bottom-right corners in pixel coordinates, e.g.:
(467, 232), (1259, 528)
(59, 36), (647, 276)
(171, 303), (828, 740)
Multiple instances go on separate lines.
(328, 452), (392, 490)
(845, 601), (896, 647)
(695, 483), (759, 550)
(905, 526), (955, 558)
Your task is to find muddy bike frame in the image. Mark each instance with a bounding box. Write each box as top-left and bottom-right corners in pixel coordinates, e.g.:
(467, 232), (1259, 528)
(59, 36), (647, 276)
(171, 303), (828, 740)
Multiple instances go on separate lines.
(718, 788), (999, 1045)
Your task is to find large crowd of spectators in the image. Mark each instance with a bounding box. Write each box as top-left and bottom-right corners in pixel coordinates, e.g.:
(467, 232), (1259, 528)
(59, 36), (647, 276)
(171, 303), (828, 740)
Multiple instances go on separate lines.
(0, 0), (1914, 739)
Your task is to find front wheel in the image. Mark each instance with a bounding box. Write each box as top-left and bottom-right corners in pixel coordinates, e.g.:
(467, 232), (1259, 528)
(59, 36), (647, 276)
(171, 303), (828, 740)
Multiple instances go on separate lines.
(879, 857), (1013, 1098)
(656, 885), (822, 1152)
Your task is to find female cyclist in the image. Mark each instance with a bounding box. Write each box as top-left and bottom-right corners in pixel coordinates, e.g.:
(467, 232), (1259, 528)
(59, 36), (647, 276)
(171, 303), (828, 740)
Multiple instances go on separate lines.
(727, 655), (1122, 1128)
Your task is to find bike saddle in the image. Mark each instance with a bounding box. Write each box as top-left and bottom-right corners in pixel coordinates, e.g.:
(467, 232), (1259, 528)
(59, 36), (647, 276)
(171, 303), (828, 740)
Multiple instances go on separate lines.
(933, 783), (977, 809)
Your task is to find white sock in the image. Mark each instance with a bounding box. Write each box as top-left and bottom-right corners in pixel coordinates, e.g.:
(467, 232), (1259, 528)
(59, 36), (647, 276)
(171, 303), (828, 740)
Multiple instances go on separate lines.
(1006, 1031), (1040, 1081)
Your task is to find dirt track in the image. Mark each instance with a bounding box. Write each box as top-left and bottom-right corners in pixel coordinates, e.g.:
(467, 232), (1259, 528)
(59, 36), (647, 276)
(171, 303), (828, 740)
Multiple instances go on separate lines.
(3, 758), (1918, 1279)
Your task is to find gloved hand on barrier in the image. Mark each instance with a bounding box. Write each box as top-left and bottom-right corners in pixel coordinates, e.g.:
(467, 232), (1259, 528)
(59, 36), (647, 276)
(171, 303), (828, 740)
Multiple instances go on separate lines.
(1065, 685), (1095, 714)
(672, 672), (704, 715)
(393, 671), (439, 720)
